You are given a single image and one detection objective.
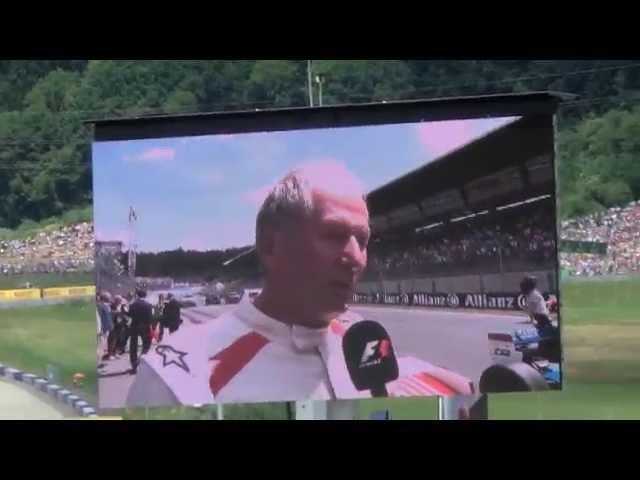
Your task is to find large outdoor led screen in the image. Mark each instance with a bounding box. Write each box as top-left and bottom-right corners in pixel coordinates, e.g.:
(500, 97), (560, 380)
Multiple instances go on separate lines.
(92, 94), (564, 409)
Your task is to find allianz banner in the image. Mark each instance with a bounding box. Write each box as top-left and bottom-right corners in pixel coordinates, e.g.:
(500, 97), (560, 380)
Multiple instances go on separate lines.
(352, 291), (535, 311)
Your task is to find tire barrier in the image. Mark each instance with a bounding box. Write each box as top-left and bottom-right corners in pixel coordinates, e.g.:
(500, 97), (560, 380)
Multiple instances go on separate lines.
(0, 362), (97, 418)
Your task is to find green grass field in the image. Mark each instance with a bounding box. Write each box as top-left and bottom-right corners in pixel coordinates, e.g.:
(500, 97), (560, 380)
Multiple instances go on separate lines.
(1, 275), (639, 419)
(0, 299), (98, 406)
(119, 403), (291, 420)
(486, 275), (640, 420)
(0, 272), (94, 290)
(362, 275), (640, 420)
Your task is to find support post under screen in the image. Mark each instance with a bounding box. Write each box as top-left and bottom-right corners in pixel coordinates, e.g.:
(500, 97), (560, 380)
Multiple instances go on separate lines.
(439, 394), (488, 420)
(296, 400), (358, 420)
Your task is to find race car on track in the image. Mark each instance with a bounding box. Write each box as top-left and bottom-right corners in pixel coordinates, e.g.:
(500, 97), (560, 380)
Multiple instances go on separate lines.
(485, 321), (561, 391)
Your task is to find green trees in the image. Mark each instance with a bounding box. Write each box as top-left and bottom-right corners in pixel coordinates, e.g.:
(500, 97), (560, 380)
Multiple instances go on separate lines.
(312, 60), (414, 103)
(247, 60), (306, 107)
(0, 60), (639, 228)
(557, 106), (640, 218)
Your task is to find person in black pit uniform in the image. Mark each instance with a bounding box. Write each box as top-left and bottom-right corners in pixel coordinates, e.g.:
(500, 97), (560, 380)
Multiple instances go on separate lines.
(161, 293), (182, 340)
(128, 288), (154, 374)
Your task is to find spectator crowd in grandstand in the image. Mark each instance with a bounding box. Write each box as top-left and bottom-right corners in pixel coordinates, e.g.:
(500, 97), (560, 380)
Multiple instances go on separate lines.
(366, 200), (640, 279)
(559, 201), (640, 276)
(1, 200), (640, 280)
(559, 253), (610, 276)
(366, 206), (556, 279)
(0, 222), (94, 274)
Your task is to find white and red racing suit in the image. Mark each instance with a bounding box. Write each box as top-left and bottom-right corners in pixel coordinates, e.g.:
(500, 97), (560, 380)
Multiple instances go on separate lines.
(126, 297), (474, 407)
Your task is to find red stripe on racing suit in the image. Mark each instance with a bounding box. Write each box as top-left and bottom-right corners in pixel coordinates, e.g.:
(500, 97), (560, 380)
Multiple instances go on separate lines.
(209, 331), (270, 397)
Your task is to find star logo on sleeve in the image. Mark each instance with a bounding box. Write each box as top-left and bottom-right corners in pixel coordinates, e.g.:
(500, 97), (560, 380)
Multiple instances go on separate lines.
(155, 345), (190, 373)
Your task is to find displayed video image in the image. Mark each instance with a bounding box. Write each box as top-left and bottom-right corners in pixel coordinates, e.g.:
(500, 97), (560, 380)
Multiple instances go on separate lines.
(93, 110), (561, 408)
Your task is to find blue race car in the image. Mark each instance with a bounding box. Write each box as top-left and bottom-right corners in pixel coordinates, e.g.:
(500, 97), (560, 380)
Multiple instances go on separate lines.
(487, 322), (561, 390)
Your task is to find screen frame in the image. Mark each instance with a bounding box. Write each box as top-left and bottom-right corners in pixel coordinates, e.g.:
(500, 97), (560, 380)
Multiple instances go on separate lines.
(89, 91), (574, 142)
(90, 91), (573, 400)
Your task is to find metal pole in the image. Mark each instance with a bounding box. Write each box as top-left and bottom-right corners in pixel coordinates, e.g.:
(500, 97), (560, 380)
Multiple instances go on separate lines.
(128, 206), (137, 279)
(307, 60), (314, 107)
(295, 59), (328, 421)
(217, 403), (224, 420)
(222, 246), (256, 266)
(294, 63), (361, 420)
(295, 64), (320, 420)
(498, 244), (504, 290)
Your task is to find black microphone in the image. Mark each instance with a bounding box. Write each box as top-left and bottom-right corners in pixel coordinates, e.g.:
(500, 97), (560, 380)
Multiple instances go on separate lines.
(342, 320), (399, 397)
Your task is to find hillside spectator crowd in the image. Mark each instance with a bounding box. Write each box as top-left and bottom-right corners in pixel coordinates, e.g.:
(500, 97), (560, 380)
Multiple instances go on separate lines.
(559, 201), (640, 276)
(0, 222), (94, 274)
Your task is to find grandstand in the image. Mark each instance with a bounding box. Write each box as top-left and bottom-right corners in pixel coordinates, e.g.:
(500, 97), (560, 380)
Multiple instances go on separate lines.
(357, 114), (559, 304)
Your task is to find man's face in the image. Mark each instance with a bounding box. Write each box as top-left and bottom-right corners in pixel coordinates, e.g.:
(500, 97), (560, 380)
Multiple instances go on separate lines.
(273, 188), (370, 320)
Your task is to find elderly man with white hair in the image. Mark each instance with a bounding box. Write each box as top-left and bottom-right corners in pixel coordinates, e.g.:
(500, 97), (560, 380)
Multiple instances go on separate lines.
(126, 162), (473, 407)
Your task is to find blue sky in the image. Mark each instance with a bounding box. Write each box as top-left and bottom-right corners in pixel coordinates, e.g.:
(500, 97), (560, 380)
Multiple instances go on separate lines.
(92, 116), (519, 253)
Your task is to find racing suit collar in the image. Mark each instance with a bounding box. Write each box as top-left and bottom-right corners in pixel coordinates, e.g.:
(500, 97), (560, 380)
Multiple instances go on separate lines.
(235, 297), (330, 352)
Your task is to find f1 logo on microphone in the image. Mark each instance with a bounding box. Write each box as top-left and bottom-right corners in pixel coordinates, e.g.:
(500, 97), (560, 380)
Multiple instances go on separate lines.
(360, 339), (391, 367)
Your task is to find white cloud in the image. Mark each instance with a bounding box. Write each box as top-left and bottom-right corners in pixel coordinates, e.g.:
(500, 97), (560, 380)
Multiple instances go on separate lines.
(125, 147), (176, 164)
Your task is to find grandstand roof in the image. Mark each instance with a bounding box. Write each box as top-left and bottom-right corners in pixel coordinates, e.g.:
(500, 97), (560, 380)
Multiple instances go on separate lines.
(367, 114), (555, 218)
